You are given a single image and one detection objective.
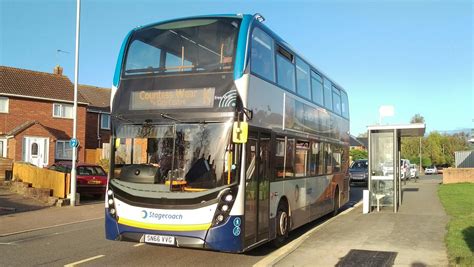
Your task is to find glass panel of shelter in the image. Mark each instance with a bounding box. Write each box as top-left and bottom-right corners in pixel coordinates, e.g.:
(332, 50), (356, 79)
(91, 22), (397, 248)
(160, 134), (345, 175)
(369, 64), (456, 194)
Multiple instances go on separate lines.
(369, 131), (395, 211)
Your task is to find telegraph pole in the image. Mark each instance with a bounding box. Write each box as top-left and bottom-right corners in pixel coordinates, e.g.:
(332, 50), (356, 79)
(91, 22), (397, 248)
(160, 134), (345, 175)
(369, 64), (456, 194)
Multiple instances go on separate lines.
(70, 0), (81, 206)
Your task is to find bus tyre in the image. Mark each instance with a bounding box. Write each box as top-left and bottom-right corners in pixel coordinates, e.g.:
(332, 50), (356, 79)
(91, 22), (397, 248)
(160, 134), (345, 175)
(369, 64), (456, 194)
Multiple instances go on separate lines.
(271, 202), (289, 248)
(332, 187), (339, 217)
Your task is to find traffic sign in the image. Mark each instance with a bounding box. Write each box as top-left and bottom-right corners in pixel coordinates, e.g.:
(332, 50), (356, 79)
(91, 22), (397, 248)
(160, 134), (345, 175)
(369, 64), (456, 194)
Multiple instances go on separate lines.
(69, 138), (79, 148)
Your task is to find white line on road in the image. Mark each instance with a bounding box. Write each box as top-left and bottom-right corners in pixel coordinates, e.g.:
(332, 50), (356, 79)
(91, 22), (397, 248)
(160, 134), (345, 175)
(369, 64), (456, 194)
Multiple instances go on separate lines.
(64, 255), (105, 267)
(0, 217), (103, 237)
(134, 243), (145, 247)
(253, 201), (362, 267)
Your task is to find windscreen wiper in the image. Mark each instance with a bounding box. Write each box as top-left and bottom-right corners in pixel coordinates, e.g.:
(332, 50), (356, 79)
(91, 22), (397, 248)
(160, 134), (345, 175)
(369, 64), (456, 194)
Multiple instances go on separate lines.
(161, 113), (182, 123)
(111, 113), (134, 123)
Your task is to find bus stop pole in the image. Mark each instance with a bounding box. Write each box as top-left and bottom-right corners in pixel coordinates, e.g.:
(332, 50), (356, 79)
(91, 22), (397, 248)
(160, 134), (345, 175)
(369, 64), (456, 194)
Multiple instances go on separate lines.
(70, 0), (81, 206)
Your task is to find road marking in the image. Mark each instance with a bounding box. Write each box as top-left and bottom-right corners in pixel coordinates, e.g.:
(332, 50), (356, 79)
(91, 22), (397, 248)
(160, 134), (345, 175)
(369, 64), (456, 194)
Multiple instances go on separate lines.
(134, 243), (145, 247)
(64, 255), (105, 267)
(253, 201), (362, 267)
(0, 217), (103, 237)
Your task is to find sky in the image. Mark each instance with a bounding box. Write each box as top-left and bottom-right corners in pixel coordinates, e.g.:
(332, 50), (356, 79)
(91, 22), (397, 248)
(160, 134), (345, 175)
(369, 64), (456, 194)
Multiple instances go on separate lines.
(1, 0), (472, 136)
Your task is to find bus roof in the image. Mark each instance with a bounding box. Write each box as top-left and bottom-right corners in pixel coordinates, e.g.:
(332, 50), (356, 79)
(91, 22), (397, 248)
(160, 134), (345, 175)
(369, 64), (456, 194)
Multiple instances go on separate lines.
(122, 13), (348, 95)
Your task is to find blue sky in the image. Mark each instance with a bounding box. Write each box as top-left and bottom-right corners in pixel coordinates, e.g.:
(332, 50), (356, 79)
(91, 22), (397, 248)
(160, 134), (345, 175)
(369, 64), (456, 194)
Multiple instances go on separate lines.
(1, 0), (472, 135)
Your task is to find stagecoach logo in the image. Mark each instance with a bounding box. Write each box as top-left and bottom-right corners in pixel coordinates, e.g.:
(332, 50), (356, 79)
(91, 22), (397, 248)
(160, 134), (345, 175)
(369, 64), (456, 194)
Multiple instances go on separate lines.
(130, 88), (215, 110)
(140, 209), (183, 221)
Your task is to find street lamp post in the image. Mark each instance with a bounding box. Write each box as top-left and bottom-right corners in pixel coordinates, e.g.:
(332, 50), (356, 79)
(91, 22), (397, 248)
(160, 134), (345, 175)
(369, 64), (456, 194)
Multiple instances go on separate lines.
(70, 0), (81, 206)
(419, 137), (422, 173)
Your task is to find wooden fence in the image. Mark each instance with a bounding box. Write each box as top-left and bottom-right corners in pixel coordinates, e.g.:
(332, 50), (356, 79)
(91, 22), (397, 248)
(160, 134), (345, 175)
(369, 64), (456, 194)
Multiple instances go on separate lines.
(12, 162), (70, 198)
(85, 149), (102, 164)
(0, 157), (13, 181)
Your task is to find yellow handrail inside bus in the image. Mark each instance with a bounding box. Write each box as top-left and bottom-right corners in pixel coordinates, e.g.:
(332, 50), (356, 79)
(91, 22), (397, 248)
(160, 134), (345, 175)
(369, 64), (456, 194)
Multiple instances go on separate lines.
(227, 151), (232, 184)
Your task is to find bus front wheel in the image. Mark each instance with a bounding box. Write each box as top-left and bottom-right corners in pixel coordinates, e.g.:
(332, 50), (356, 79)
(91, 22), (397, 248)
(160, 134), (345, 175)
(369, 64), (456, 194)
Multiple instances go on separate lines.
(271, 201), (289, 247)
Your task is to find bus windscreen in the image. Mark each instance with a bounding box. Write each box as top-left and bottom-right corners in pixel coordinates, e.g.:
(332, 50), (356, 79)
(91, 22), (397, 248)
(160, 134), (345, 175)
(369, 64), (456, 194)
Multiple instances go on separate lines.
(124, 18), (241, 76)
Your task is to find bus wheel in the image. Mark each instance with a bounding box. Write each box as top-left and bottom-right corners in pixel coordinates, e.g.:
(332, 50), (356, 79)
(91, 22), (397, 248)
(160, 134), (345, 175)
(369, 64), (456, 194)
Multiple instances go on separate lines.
(271, 202), (289, 248)
(332, 187), (340, 217)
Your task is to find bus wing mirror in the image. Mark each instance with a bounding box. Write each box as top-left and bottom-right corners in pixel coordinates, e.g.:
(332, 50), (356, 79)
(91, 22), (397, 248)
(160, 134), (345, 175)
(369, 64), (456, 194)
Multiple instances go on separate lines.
(232, 122), (248, 144)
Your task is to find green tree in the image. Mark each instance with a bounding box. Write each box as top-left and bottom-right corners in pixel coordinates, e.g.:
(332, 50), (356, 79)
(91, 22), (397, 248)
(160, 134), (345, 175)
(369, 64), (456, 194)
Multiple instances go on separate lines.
(410, 114), (425, 123)
(350, 149), (368, 161)
(424, 132), (444, 165)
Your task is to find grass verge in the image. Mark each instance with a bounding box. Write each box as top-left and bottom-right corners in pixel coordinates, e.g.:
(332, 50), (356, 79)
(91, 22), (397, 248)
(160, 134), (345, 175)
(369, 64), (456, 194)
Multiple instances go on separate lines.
(438, 183), (474, 266)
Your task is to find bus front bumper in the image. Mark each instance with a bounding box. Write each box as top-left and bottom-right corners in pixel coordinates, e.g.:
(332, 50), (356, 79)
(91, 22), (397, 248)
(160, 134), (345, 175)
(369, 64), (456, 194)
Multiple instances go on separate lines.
(105, 209), (243, 252)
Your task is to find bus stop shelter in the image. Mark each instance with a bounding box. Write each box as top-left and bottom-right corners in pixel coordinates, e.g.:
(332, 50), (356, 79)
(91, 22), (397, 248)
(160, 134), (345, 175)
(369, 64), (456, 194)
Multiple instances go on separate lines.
(366, 123), (425, 213)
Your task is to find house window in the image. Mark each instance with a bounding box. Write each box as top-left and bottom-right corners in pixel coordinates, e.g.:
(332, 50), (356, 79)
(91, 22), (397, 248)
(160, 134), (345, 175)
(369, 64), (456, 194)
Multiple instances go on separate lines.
(0, 140), (4, 157)
(56, 140), (73, 160)
(53, 103), (73, 119)
(101, 114), (111, 129)
(0, 97), (9, 113)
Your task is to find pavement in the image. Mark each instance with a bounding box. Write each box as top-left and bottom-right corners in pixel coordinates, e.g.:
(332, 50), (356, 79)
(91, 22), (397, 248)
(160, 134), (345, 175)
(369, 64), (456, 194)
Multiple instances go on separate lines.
(268, 176), (449, 266)
(0, 176), (449, 266)
(0, 184), (104, 237)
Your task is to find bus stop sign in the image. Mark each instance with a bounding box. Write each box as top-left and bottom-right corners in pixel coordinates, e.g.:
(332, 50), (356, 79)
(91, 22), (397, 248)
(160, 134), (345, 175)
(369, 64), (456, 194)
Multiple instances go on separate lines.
(69, 138), (79, 148)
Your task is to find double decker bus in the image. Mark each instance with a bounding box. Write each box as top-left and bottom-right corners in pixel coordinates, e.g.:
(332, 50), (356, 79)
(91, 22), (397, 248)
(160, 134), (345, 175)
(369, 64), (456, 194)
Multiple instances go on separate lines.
(105, 14), (350, 252)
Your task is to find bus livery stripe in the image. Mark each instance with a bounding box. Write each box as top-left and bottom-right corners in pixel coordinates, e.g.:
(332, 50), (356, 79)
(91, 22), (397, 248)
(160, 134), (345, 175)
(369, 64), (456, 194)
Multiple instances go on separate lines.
(118, 217), (212, 231)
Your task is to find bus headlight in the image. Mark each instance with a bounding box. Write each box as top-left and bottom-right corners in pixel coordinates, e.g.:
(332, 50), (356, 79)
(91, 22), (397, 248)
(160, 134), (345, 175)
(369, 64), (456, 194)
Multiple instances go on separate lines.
(224, 194), (233, 202)
(212, 187), (237, 227)
(107, 189), (117, 219)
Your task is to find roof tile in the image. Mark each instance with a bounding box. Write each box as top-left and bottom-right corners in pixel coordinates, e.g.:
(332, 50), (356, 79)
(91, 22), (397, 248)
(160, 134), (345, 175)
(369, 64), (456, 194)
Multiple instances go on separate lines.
(0, 65), (87, 103)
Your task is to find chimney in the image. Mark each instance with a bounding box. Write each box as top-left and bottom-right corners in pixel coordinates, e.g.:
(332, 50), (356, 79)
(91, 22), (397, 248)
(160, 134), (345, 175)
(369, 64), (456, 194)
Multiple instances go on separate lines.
(53, 65), (63, 76)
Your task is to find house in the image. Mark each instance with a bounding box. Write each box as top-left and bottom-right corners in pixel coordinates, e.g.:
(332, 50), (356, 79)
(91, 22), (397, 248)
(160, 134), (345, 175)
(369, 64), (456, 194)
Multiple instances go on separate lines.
(0, 65), (90, 167)
(349, 135), (367, 150)
(78, 85), (111, 150)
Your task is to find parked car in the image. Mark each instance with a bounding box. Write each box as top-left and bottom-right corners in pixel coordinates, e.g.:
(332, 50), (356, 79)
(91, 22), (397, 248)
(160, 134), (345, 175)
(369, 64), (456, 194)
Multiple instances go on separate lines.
(349, 159), (369, 186)
(410, 164), (419, 179)
(48, 162), (108, 197)
(424, 165), (438, 175)
(400, 159), (411, 180)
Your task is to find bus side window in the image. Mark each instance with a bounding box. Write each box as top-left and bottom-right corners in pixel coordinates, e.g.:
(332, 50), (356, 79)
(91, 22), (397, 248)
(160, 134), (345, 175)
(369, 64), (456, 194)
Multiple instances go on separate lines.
(325, 143), (333, 174)
(250, 27), (275, 82)
(295, 141), (309, 177)
(309, 141), (320, 176)
(275, 138), (285, 179)
(333, 144), (342, 173)
(323, 78), (333, 111)
(276, 48), (296, 92)
(285, 138), (295, 178)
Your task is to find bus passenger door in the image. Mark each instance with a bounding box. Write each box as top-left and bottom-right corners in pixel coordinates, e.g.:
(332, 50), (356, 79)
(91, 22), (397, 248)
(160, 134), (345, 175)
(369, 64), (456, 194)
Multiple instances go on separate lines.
(244, 131), (270, 247)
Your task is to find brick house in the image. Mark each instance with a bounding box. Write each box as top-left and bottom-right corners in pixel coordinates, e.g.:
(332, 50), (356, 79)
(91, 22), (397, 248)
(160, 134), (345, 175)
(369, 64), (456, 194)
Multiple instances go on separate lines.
(78, 84), (111, 149)
(0, 65), (89, 167)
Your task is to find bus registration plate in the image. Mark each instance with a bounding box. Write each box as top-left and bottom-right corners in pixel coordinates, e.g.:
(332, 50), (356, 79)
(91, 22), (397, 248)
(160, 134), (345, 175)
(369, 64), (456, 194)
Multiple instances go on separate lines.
(144, 234), (175, 245)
